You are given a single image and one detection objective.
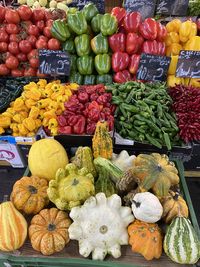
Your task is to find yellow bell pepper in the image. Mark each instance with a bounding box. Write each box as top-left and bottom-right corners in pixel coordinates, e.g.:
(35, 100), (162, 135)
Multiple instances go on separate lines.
(166, 19), (182, 33)
(13, 98), (25, 112)
(166, 43), (182, 56)
(25, 99), (37, 109)
(23, 118), (36, 132)
(10, 123), (18, 133)
(13, 114), (24, 124)
(29, 106), (40, 119)
(35, 119), (42, 128)
(185, 36), (200, 51)
(24, 88), (41, 101)
(165, 32), (180, 46)
(0, 116), (11, 128)
(50, 127), (58, 136)
(167, 75), (184, 87)
(168, 55), (179, 75)
(48, 118), (58, 128)
(179, 21), (197, 43)
(0, 127), (5, 135)
(37, 79), (47, 88)
(18, 124), (29, 136)
(27, 132), (35, 137)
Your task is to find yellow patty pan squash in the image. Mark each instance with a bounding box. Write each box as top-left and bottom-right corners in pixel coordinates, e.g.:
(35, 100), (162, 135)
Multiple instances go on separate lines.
(47, 163), (95, 210)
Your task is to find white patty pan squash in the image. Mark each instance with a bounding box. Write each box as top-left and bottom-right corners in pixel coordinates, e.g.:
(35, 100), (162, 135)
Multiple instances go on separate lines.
(131, 192), (163, 223)
(69, 193), (134, 260)
(112, 150), (136, 171)
(47, 163), (95, 211)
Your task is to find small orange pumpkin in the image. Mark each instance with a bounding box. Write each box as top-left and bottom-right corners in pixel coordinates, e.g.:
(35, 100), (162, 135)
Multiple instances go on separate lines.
(11, 176), (49, 214)
(128, 220), (163, 260)
(29, 208), (71, 255)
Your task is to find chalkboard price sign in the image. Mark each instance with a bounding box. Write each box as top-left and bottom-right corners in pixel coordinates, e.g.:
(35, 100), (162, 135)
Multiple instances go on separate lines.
(136, 53), (171, 82)
(39, 49), (70, 76)
(69, 0), (105, 13)
(176, 50), (200, 78)
(123, 0), (156, 19)
(156, 0), (189, 16)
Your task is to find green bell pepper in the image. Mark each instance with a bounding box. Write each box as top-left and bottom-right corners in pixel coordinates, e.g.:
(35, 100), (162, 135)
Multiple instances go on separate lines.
(77, 56), (94, 75)
(82, 3), (99, 22)
(62, 38), (75, 54)
(75, 34), (91, 57)
(100, 13), (118, 36)
(91, 14), (103, 33)
(70, 55), (77, 73)
(96, 74), (113, 84)
(51, 20), (71, 42)
(69, 72), (83, 85)
(91, 33), (108, 54)
(95, 54), (111, 75)
(68, 7), (77, 14)
(67, 11), (87, 35)
(83, 75), (96, 85)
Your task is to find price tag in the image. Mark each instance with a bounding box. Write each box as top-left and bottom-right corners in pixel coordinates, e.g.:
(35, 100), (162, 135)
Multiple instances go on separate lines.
(123, 0), (156, 19)
(39, 49), (70, 76)
(156, 0), (189, 16)
(136, 53), (171, 82)
(176, 50), (200, 78)
(69, 0), (105, 13)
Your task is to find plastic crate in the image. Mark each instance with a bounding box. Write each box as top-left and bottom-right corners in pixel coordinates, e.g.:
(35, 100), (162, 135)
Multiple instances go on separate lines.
(0, 160), (199, 267)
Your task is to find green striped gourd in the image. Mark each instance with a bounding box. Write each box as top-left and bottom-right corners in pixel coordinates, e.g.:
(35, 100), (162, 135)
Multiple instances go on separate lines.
(164, 217), (200, 264)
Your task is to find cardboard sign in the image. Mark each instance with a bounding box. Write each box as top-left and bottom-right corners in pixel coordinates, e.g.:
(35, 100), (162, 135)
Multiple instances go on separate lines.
(156, 0), (189, 16)
(123, 0), (156, 19)
(69, 0), (105, 13)
(176, 50), (200, 78)
(39, 49), (70, 76)
(137, 53), (171, 82)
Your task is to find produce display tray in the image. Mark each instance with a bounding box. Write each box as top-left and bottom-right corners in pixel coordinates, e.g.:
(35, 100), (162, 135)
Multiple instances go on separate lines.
(0, 159), (199, 267)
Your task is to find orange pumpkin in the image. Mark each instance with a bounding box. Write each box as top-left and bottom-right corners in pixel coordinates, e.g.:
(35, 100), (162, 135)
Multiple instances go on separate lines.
(29, 208), (71, 255)
(11, 176), (49, 214)
(0, 201), (27, 251)
(128, 220), (163, 260)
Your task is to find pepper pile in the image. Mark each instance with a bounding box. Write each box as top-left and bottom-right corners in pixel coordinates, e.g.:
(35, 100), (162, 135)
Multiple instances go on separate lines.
(169, 84), (200, 142)
(109, 7), (167, 83)
(51, 3), (117, 85)
(107, 81), (180, 149)
(56, 84), (115, 135)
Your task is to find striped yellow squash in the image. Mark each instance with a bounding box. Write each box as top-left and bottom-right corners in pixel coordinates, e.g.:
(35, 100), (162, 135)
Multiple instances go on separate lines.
(0, 201), (27, 251)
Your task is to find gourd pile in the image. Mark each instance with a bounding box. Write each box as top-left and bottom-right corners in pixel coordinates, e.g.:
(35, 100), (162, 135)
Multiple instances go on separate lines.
(0, 121), (199, 265)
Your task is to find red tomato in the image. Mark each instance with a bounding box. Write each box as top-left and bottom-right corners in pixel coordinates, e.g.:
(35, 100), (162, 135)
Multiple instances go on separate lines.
(37, 69), (47, 77)
(0, 26), (6, 33)
(24, 67), (36, 76)
(11, 69), (24, 77)
(48, 38), (60, 50)
(0, 64), (10, 75)
(36, 20), (45, 32)
(43, 27), (52, 38)
(17, 53), (27, 62)
(19, 40), (32, 54)
(0, 42), (8, 52)
(36, 39), (48, 49)
(0, 6), (6, 23)
(5, 9), (20, 24)
(26, 35), (37, 47)
(9, 33), (21, 43)
(32, 9), (45, 22)
(29, 57), (39, 69)
(39, 35), (48, 42)
(17, 5), (32, 21)
(8, 42), (19, 55)
(0, 31), (9, 42)
(5, 55), (19, 70)
(27, 25), (39, 37)
(27, 49), (38, 60)
(6, 24), (20, 34)
(46, 19), (53, 27)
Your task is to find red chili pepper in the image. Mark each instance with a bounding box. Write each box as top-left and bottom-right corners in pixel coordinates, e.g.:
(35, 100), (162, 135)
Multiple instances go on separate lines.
(114, 70), (132, 83)
(126, 33), (143, 54)
(157, 22), (167, 42)
(64, 98), (80, 112)
(73, 115), (86, 134)
(87, 101), (101, 111)
(68, 115), (79, 126)
(112, 51), (129, 72)
(90, 93), (99, 102)
(123, 12), (142, 33)
(129, 54), (140, 75)
(77, 92), (89, 103)
(58, 126), (72, 134)
(86, 122), (96, 135)
(139, 18), (158, 40)
(108, 33), (126, 53)
(57, 115), (67, 127)
(111, 7), (126, 25)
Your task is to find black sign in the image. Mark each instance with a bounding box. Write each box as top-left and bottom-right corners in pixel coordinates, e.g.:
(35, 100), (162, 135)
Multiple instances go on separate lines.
(39, 49), (70, 76)
(176, 50), (200, 78)
(123, 0), (156, 19)
(136, 53), (171, 82)
(69, 0), (105, 13)
(156, 0), (189, 16)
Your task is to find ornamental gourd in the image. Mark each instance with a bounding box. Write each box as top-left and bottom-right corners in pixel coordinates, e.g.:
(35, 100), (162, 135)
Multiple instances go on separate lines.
(164, 217), (200, 264)
(92, 121), (113, 160)
(11, 176), (49, 214)
(47, 163), (95, 210)
(128, 220), (163, 261)
(131, 192), (163, 223)
(112, 150), (136, 171)
(161, 191), (189, 224)
(69, 193), (134, 260)
(0, 201), (27, 251)
(29, 208), (71, 256)
(132, 153), (179, 197)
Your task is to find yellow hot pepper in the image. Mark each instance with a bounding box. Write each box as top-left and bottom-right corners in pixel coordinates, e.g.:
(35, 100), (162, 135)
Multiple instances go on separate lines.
(0, 116), (11, 128)
(167, 75), (184, 87)
(166, 43), (182, 56)
(13, 114), (24, 124)
(184, 78), (200, 88)
(23, 118), (36, 132)
(25, 99), (37, 109)
(29, 106), (40, 119)
(168, 55), (179, 75)
(166, 19), (182, 33)
(185, 36), (200, 51)
(13, 98), (25, 112)
(37, 79), (47, 88)
(179, 21), (197, 43)
(0, 127), (5, 135)
(24, 88), (41, 101)
(18, 124), (29, 136)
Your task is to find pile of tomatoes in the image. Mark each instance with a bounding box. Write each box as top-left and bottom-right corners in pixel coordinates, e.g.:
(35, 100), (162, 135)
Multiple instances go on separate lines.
(0, 5), (64, 77)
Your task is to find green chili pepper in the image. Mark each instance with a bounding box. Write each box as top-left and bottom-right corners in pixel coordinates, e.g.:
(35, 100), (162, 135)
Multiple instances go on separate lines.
(121, 103), (139, 113)
(164, 132), (172, 150)
(145, 134), (162, 149)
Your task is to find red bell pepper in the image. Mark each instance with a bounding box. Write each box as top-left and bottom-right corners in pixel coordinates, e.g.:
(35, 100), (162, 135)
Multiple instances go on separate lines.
(58, 126), (72, 134)
(112, 52), (129, 72)
(129, 54), (140, 75)
(86, 122), (96, 135)
(111, 7), (126, 25)
(114, 70), (132, 83)
(123, 12), (142, 33)
(142, 40), (166, 55)
(126, 33), (144, 54)
(57, 115), (67, 127)
(73, 115), (86, 134)
(108, 33), (126, 52)
(139, 18), (158, 40)
(157, 22), (167, 42)
(157, 41), (166, 56)
(118, 25), (126, 34)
